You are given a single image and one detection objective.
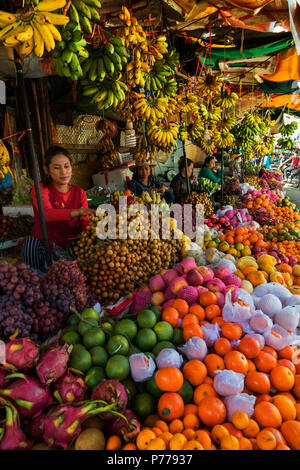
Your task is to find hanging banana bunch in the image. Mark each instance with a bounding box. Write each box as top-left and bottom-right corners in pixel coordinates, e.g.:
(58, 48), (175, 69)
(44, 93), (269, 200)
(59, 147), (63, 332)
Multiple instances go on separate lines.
(0, 0), (69, 57)
(213, 130), (236, 149)
(117, 6), (147, 52)
(148, 35), (168, 60)
(69, 0), (101, 35)
(280, 121), (298, 137)
(0, 140), (13, 180)
(132, 94), (169, 123)
(126, 50), (150, 88)
(200, 138), (216, 156)
(220, 116), (237, 133)
(187, 120), (205, 141)
(147, 121), (179, 152)
(215, 88), (239, 109)
(178, 123), (188, 142)
(177, 93), (199, 115)
(131, 134), (157, 163)
(196, 73), (223, 97)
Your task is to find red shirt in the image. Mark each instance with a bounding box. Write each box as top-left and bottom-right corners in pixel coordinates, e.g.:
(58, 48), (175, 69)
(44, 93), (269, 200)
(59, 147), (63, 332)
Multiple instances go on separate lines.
(291, 155), (300, 169)
(31, 183), (89, 248)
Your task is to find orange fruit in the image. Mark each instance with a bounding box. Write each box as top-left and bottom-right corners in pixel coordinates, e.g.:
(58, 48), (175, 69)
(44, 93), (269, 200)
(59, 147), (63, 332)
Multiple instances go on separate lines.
(197, 396), (226, 427)
(162, 307), (179, 327)
(270, 366), (295, 391)
(183, 360), (207, 387)
(199, 291), (217, 307)
(224, 350), (249, 374)
(171, 299), (189, 317)
(193, 383), (218, 405)
(214, 337), (232, 357)
(204, 353), (225, 377)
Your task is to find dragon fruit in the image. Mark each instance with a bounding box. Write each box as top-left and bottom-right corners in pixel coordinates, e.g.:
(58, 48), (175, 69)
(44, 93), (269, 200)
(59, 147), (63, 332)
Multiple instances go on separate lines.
(42, 400), (125, 449)
(36, 345), (71, 385)
(0, 367), (9, 388)
(5, 337), (39, 371)
(91, 379), (128, 420)
(107, 409), (141, 442)
(0, 373), (52, 419)
(0, 397), (31, 450)
(53, 369), (87, 403)
(27, 413), (47, 440)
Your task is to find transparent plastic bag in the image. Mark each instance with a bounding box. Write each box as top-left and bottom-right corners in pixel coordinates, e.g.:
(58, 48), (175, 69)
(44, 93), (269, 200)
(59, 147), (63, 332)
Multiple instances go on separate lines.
(216, 259), (237, 274)
(222, 291), (252, 323)
(179, 337), (207, 361)
(244, 333), (265, 349)
(213, 370), (245, 396)
(156, 349), (183, 369)
(129, 353), (156, 382)
(254, 283), (292, 303)
(256, 294), (282, 318)
(12, 170), (34, 206)
(264, 324), (300, 350)
(224, 393), (256, 422)
(275, 307), (300, 332)
(201, 323), (220, 348)
(249, 312), (273, 335)
(216, 205), (233, 217)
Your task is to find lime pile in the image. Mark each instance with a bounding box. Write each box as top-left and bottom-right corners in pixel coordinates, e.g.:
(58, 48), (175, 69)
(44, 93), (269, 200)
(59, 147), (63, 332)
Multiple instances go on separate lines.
(61, 303), (185, 418)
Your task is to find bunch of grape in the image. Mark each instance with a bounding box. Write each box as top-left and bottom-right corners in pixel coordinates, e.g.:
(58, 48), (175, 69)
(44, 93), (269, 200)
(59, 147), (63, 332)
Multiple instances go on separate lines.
(30, 301), (65, 340)
(0, 262), (42, 305)
(40, 260), (97, 314)
(0, 294), (33, 339)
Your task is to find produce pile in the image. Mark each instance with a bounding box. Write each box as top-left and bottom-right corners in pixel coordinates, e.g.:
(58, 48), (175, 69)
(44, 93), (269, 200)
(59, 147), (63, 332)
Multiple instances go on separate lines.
(0, 215), (33, 242)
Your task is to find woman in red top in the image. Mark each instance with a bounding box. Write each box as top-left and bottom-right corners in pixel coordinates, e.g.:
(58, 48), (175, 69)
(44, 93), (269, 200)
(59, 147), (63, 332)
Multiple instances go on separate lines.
(22, 146), (95, 271)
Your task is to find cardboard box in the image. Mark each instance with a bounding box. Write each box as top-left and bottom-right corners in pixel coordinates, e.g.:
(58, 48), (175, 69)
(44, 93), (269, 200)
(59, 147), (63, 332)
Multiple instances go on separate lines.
(92, 162), (135, 191)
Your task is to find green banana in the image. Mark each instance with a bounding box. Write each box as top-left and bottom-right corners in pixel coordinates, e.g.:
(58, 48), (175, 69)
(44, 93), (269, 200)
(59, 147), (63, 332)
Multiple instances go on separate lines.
(83, 0), (101, 7)
(79, 13), (92, 34)
(62, 48), (73, 64)
(89, 6), (101, 20)
(89, 60), (98, 81)
(73, 0), (92, 19)
(69, 3), (80, 23)
(103, 54), (114, 76)
(97, 57), (106, 81)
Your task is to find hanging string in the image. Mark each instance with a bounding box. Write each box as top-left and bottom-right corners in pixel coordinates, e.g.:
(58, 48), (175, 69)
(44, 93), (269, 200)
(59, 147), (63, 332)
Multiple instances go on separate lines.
(2, 128), (32, 142)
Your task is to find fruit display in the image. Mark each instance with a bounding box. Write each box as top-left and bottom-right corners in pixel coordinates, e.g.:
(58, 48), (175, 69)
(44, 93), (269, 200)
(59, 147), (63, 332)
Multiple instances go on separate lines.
(69, 0), (102, 35)
(0, 215), (33, 242)
(0, 0), (69, 57)
(146, 122), (179, 152)
(0, 260), (96, 341)
(184, 192), (214, 217)
(132, 93), (169, 123)
(196, 177), (219, 194)
(279, 121), (298, 137)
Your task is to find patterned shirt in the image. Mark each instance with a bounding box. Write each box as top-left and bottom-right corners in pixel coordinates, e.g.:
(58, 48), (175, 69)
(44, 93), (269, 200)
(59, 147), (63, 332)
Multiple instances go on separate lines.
(128, 174), (163, 197)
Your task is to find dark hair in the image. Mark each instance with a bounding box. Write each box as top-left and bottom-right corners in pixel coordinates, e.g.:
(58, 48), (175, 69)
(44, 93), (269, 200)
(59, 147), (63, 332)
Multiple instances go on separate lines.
(178, 157), (193, 172)
(42, 146), (72, 185)
(203, 156), (215, 167)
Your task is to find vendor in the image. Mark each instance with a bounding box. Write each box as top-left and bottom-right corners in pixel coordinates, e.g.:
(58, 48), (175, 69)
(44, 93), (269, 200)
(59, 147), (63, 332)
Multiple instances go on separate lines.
(170, 158), (194, 203)
(22, 146), (95, 271)
(128, 161), (174, 204)
(198, 156), (221, 184)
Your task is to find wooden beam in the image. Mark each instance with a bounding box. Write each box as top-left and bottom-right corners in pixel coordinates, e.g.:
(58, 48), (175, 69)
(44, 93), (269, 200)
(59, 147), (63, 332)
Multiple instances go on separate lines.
(61, 144), (97, 154)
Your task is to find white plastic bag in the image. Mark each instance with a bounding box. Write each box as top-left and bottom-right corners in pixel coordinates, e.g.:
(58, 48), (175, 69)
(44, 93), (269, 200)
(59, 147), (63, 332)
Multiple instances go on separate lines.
(156, 349), (183, 369)
(249, 312), (273, 335)
(254, 283), (292, 303)
(264, 324), (300, 350)
(129, 353), (156, 382)
(201, 323), (221, 348)
(179, 337), (207, 361)
(256, 294), (282, 318)
(222, 291), (252, 323)
(275, 307), (300, 332)
(224, 393), (256, 421)
(213, 370), (245, 396)
(216, 259), (237, 273)
(216, 205), (233, 217)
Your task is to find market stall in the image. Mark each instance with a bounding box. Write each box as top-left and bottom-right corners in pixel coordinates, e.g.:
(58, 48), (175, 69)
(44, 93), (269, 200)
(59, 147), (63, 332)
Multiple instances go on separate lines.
(1, 0), (300, 454)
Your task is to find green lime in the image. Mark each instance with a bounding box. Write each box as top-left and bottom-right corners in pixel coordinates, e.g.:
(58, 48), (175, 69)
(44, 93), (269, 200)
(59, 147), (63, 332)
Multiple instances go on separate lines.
(61, 331), (81, 346)
(63, 325), (78, 333)
(135, 328), (157, 351)
(137, 309), (157, 329)
(78, 318), (99, 336)
(128, 344), (141, 356)
(67, 314), (79, 326)
(145, 374), (164, 398)
(122, 378), (137, 401)
(152, 341), (176, 356)
(85, 366), (105, 389)
(107, 335), (129, 356)
(114, 319), (137, 340)
(105, 354), (129, 380)
(81, 308), (100, 321)
(134, 392), (156, 419)
(101, 321), (114, 334)
(83, 328), (106, 349)
(178, 380), (194, 404)
(70, 347), (92, 373)
(172, 327), (185, 346)
(154, 321), (174, 341)
(149, 304), (161, 320)
(90, 346), (108, 367)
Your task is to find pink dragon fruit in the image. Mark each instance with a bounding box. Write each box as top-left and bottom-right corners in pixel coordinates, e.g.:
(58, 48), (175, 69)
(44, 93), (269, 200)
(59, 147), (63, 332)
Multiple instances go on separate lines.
(0, 397), (31, 450)
(91, 379), (128, 420)
(0, 367), (9, 388)
(5, 337), (39, 370)
(0, 373), (52, 419)
(107, 409), (141, 442)
(36, 345), (71, 385)
(27, 413), (47, 440)
(53, 369), (87, 403)
(42, 400), (125, 449)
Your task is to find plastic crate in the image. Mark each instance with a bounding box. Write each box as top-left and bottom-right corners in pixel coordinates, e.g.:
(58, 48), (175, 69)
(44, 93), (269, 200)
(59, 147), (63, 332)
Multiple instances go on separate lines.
(3, 205), (34, 217)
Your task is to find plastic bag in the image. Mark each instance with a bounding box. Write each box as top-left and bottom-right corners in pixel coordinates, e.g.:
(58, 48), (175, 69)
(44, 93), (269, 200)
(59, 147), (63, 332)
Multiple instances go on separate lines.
(264, 324), (300, 351)
(224, 393), (256, 421)
(213, 370), (245, 396)
(156, 349), (183, 369)
(216, 205), (234, 217)
(12, 170), (34, 206)
(179, 337), (207, 361)
(256, 294), (282, 318)
(285, 295), (300, 307)
(275, 307), (300, 332)
(216, 259), (237, 273)
(222, 291), (252, 323)
(249, 312), (273, 335)
(254, 283), (292, 303)
(234, 289), (255, 312)
(201, 323), (220, 348)
(129, 353), (156, 382)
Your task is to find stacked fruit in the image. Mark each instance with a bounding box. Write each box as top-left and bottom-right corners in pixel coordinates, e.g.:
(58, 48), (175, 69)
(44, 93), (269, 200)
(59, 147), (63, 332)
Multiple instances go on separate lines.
(185, 192), (214, 217)
(205, 226), (266, 259)
(0, 0), (69, 57)
(0, 215), (33, 242)
(262, 223), (300, 244)
(196, 177), (219, 194)
(51, 20), (88, 81)
(69, 0), (101, 34)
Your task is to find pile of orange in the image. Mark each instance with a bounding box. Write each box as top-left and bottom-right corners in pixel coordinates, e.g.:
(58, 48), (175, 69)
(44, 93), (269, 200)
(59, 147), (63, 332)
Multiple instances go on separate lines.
(273, 206), (299, 222)
(244, 193), (275, 213)
(219, 226), (266, 249)
(272, 241), (300, 262)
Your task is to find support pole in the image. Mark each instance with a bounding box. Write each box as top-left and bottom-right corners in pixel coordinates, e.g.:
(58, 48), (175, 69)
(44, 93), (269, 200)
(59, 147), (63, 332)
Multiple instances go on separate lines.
(221, 149), (224, 204)
(182, 139), (191, 196)
(14, 56), (52, 266)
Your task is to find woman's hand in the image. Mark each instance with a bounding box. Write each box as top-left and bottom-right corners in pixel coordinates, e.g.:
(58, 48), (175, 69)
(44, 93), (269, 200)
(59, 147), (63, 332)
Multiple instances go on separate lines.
(71, 207), (95, 219)
(160, 185), (168, 193)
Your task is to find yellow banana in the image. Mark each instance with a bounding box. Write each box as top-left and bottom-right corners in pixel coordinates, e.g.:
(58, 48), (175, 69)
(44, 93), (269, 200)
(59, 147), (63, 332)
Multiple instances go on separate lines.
(0, 21), (22, 41)
(19, 36), (34, 56)
(0, 11), (17, 24)
(4, 35), (20, 47)
(16, 24), (33, 42)
(34, 21), (55, 51)
(46, 23), (61, 41)
(32, 24), (44, 57)
(35, 0), (66, 12)
(42, 12), (69, 25)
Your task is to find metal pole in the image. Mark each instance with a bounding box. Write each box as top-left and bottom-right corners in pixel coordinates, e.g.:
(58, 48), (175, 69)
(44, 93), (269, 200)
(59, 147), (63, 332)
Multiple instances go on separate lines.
(182, 139), (191, 195)
(221, 149), (224, 204)
(14, 56), (52, 266)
